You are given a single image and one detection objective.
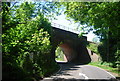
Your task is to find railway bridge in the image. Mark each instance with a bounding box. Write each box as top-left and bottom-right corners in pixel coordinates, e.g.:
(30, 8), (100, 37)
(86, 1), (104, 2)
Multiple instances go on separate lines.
(51, 23), (91, 64)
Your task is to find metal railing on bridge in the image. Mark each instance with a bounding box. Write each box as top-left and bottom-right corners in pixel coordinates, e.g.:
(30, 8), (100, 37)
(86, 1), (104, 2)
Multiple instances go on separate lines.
(51, 22), (80, 34)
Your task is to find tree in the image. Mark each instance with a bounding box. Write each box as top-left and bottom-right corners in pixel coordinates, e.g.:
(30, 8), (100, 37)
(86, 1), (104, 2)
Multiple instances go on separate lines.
(60, 2), (120, 67)
(2, 2), (59, 81)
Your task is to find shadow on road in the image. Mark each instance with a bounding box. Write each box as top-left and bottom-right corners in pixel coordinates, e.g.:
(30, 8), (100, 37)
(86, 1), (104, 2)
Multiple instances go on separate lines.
(53, 62), (82, 77)
(42, 62), (118, 81)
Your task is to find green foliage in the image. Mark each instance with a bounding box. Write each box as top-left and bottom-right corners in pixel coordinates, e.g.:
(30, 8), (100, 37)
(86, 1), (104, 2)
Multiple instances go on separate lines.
(2, 2), (59, 81)
(60, 2), (120, 68)
(61, 2), (120, 35)
(55, 47), (64, 61)
(87, 43), (99, 54)
(98, 42), (109, 62)
(115, 49), (120, 69)
(98, 39), (118, 67)
(35, 2), (62, 20)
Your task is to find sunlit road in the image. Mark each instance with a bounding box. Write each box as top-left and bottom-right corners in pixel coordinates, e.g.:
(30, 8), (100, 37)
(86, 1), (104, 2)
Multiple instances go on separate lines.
(50, 62), (116, 79)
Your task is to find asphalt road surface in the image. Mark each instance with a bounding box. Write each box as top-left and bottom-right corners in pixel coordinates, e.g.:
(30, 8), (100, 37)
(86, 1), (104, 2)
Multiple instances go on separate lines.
(50, 62), (116, 80)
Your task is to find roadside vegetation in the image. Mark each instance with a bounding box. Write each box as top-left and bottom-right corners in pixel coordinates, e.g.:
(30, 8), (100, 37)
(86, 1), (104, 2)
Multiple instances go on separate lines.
(55, 47), (64, 61)
(2, 2), (60, 81)
(87, 42), (99, 55)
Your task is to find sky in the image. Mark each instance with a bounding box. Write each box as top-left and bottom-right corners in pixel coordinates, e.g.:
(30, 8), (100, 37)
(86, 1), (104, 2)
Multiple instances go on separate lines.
(51, 14), (98, 42)
(13, 1), (99, 42)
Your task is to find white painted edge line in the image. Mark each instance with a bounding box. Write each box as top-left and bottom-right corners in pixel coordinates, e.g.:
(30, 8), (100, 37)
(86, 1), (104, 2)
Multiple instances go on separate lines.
(89, 65), (116, 79)
(79, 73), (89, 79)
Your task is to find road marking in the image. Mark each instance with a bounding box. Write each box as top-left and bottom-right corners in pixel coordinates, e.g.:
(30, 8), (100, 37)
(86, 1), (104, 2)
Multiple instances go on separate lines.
(89, 65), (116, 79)
(79, 73), (89, 79)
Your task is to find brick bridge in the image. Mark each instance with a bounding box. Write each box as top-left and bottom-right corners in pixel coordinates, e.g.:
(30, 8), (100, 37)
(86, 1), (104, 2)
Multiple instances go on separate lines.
(51, 23), (91, 64)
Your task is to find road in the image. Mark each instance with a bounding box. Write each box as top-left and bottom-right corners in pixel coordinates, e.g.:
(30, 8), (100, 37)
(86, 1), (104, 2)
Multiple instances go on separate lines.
(50, 62), (116, 80)
(42, 62), (117, 81)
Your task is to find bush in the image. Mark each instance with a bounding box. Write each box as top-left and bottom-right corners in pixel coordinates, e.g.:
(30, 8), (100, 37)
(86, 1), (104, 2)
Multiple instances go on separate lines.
(2, 2), (59, 81)
(87, 43), (99, 54)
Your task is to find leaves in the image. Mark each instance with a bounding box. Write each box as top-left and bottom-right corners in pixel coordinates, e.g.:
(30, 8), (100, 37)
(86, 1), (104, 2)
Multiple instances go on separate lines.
(61, 2), (120, 35)
(2, 2), (58, 80)
(60, 2), (120, 67)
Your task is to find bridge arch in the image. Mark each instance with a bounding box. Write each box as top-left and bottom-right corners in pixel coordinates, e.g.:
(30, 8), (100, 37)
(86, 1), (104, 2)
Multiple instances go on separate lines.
(51, 24), (91, 64)
(55, 42), (77, 62)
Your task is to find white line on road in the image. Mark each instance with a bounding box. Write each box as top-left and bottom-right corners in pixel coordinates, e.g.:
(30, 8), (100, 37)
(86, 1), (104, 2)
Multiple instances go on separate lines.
(93, 65), (116, 79)
(79, 73), (89, 79)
